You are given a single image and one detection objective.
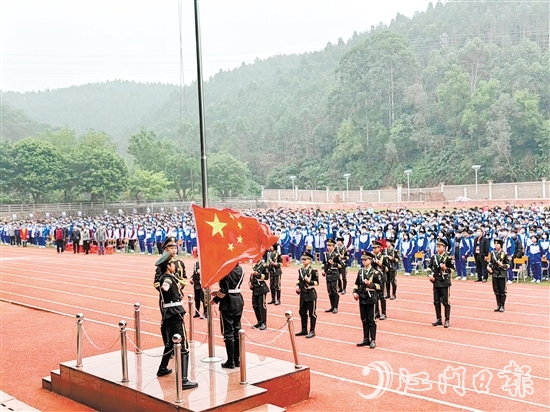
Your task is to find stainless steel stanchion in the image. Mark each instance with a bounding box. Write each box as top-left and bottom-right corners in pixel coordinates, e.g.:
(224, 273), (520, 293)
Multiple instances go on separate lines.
(119, 320), (129, 382)
(188, 294), (195, 343)
(173, 334), (183, 403)
(202, 288), (222, 363)
(239, 329), (247, 385)
(134, 303), (141, 354)
(285, 311), (302, 369)
(76, 313), (83, 367)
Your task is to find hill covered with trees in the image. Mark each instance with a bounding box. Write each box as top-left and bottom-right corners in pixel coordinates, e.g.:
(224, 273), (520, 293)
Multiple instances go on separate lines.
(2, 0), (548, 203)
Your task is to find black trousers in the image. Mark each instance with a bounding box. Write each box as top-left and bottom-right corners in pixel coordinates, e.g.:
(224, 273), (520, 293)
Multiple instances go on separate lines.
(73, 242), (80, 253)
(220, 308), (243, 342)
(475, 256), (488, 280)
(492, 277), (507, 307)
(359, 303), (377, 342)
(299, 297), (317, 332)
(252, 293), (267, 324)
(83, 240), (90, 254)
(433, 286), (451, 320)
(376, 291), (386, 316)
(159, 315), (189, 370)
(194, 288), (206, 314)
(338, 267), (347, 292)
(56, 239), (64, 252)
(269, 275), (281, 302)
(326, 279), (339, 309)
(386, 270), (397, 297)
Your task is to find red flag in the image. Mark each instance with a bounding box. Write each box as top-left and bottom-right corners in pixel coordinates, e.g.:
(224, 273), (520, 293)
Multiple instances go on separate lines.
(192, 204), (279, 288)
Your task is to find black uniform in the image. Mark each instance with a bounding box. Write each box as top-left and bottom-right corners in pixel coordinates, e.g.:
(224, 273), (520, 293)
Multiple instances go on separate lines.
(192, 262), (206, 318)
(372, 251), (389, 319)
(154, 257), (187, 345)
(354, 266), (382, 346)
(428, 252), (454, 326)
(384, 247), (400, 299)
(157, 271), (197, 389)
(488, 250), (510, 311)
(266, 250), (283, 304)
(322, 251), (341, 312)
(250, 261), (270, 329)
(336, 245), (349, 293)
(212, 264), (245, 368)
(296, 266), (319, 336)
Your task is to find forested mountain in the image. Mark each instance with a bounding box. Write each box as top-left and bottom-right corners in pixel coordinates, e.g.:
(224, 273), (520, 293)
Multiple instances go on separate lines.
(2, 0), (549, 201)
(0, 104), (51, 142)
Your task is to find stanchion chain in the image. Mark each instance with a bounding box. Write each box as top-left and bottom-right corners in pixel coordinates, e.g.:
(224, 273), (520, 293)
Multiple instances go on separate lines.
(190, 331), (208, 348)
(81, 324), (120, 351)
(139, 308), (160, 322)
(244, 321), (288, 345)
(125, 335), (174, 358)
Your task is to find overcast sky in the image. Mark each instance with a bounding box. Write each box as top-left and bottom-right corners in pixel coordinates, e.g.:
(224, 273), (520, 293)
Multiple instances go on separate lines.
(1, 0), (432, 92)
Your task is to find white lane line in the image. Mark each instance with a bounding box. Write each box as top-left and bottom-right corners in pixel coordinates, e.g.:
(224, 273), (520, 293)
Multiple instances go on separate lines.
(4, 257), (549, 298)
(2, 282), (548, 363)
(5, 298), (548, 412)
(3, 271), (547, 323)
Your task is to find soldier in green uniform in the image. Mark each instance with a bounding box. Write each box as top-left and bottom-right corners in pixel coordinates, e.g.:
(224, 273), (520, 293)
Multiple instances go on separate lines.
(353, 251), (383, 349)
(384, 238), (400, 300)
(249, 259), (270, 330)
(428, 238), (454, 328)
(322, 238), (342, 313)
(372, 240), (388, 320)
(488, 238), (510, 312)
(295, 252), (319, 338)
(266, 243), (283, 305)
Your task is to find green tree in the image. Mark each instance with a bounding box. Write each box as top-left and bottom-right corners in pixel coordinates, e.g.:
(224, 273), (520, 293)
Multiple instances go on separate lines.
(75, 148), (129, 201)
(208, 152), (250, 199)
(11, 139), (65, 203)
(128, 169), (170, 201)
(164, 152), (200, 200)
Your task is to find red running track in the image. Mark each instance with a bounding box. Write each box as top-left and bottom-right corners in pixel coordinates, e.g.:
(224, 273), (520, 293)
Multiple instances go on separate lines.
(0, 245), (549, 411)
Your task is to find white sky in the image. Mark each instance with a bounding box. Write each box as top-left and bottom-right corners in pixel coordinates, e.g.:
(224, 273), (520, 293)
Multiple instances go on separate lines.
(1, 0), (433, 92)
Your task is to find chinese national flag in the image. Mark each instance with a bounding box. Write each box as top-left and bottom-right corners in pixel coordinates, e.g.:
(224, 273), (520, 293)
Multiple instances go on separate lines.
(192, 204), (279, 288)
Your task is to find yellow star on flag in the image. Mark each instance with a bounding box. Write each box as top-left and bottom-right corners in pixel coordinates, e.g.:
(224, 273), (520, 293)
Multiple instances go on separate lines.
(206, 214), (227, 237)
(228, 243), (235, 251)
(237, 222), (242, 229)
(237, 236), (243, 243)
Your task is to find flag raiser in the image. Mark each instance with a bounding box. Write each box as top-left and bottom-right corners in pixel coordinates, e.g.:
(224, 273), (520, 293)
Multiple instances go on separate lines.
(192, 204), (279, 288)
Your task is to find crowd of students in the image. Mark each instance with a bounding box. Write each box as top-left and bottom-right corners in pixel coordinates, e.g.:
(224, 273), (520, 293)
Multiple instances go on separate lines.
(1, 203), (549, 282)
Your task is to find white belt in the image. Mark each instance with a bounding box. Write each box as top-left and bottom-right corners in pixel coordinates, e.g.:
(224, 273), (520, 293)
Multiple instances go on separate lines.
(228, 289), (241, 293)
(163, 301), (182, 308)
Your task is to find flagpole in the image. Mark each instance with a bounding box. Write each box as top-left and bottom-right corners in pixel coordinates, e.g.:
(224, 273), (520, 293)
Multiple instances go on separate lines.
(193, 0), (220, 363)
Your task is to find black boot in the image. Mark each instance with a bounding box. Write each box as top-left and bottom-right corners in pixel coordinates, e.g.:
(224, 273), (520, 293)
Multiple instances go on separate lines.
(432, 303), (442, 326)
(499, 294), (506, 312)
(276, 290), (281, 304)
(369, 324), (377, 348)
(221, 340), (235, 369)
(181, 353), (198, 389)
(233, 339), (240, 367)
(494, 294), (501, 311)
(379, 298), (387, 320)
(333, 293), (339, 310)
(444, 304), (451, 328)
(391, 281), (397, 299)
